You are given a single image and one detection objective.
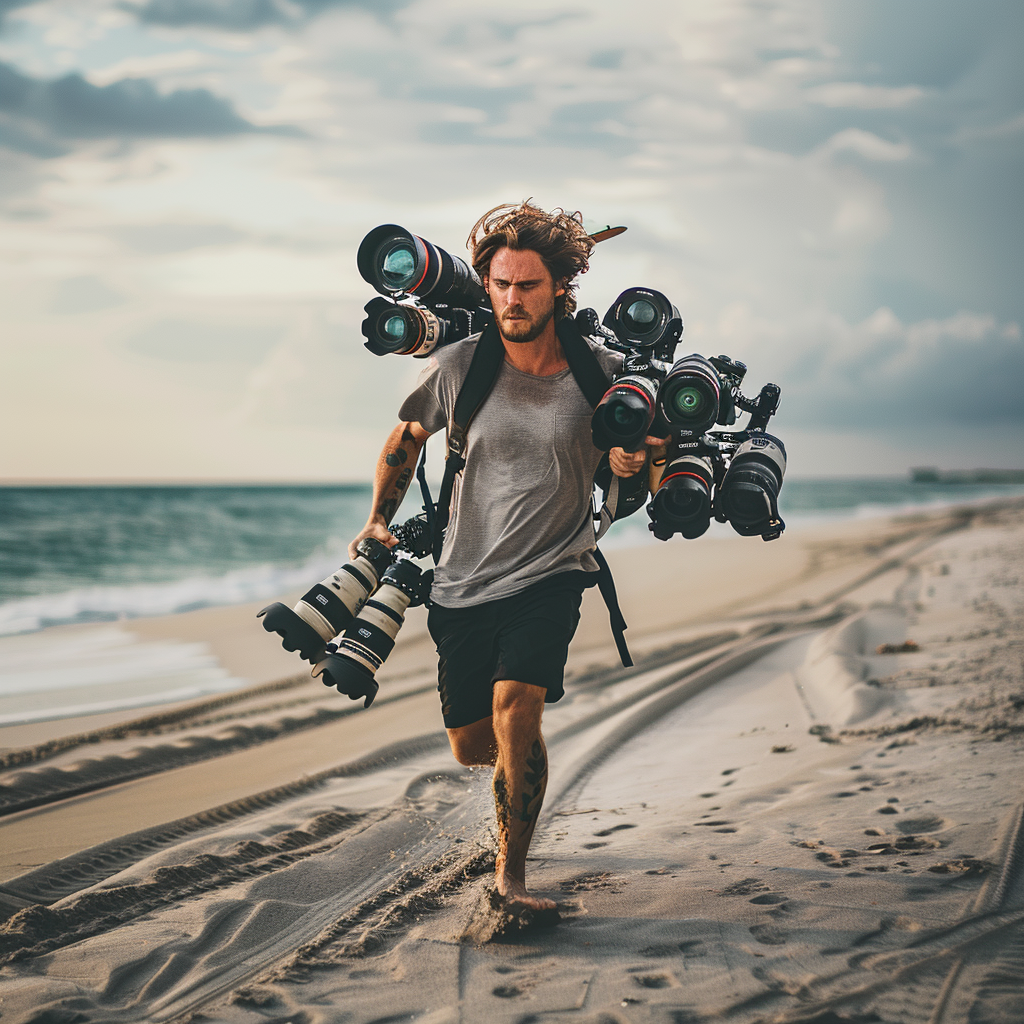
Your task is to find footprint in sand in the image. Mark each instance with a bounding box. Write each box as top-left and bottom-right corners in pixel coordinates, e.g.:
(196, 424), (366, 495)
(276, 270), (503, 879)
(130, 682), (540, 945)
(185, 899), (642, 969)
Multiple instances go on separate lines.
(593, 823), (637, 837)
(749, 923), (787, 945)
(633, 973), (673, 989)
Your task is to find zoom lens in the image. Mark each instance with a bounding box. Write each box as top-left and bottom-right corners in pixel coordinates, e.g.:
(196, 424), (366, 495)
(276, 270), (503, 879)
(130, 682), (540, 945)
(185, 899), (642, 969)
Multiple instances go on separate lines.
(257, 537), (393, 664)
(362, 297), (443, 357)
(312, 559), (427, 708)
(357, 224), (487, 308)
(719, 434), (787, 537)
(603, 287), (683, 351)
(591, 374), (659, 452)
(648, 450), (714, 540)
(658, 354), (721, 434)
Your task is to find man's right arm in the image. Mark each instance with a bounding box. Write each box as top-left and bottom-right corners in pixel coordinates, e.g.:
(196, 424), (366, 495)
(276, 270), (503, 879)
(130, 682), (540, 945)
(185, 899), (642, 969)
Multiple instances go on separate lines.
(348, 420), (435, 559)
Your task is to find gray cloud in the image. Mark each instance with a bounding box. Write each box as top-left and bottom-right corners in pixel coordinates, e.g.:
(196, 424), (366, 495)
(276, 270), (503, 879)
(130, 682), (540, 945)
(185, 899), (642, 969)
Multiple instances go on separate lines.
(0, 59), (283, 155)
(749, 310), (1023, 431)
(131, 0), (405, 30)
(50, 276), (125, 314)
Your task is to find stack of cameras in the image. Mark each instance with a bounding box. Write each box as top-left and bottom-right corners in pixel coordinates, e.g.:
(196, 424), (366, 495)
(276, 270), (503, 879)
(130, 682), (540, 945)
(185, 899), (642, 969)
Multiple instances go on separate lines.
(357, 223), (787, 544)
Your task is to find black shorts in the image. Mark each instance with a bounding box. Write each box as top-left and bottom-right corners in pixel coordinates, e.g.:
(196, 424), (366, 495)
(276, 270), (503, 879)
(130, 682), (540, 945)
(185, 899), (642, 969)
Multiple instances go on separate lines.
(427, 571), (592, 730)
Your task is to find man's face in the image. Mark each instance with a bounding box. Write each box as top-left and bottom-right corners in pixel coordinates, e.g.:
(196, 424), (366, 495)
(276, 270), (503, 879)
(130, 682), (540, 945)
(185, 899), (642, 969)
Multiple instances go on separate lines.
(484, 247), (565, 344)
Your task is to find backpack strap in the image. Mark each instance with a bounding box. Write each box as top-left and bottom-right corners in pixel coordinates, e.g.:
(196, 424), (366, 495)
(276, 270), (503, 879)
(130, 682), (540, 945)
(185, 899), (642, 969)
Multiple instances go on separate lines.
(431, 323), (505, 562)
(556, 315), (612, 406)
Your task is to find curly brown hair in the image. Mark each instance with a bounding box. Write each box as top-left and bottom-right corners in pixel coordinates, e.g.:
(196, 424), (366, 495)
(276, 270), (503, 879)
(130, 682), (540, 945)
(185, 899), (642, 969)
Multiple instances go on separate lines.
(467, 201), (594, 320)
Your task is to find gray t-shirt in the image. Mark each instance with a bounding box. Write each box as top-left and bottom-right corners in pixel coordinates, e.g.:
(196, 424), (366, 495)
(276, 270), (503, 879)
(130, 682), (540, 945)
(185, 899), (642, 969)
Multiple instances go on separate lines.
(399, 333), (622, 607)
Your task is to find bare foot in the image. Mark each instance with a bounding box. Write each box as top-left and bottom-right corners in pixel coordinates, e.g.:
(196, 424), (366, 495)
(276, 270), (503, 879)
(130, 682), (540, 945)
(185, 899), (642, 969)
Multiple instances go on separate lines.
(495, 870), (557, 911)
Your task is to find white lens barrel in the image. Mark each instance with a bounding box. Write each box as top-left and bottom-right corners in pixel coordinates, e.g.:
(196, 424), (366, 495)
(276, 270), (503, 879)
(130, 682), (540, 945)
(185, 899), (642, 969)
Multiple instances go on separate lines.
(332, 583), (413, 676)
(292, 553), (384, 642)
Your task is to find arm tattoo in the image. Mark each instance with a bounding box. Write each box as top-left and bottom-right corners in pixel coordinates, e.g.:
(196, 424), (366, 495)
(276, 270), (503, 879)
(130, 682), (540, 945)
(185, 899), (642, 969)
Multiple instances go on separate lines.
(376, 429), (420, 525)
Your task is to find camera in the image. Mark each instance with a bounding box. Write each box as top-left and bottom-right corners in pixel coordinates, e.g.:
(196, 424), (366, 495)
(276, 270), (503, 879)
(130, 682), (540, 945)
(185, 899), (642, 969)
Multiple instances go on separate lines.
(258, 510), (434, 707)
(647, 379), (786, 542)
(257, 537), (393, 663)
(584, 289), (682, 452)
(312, 557), (432, 708)
(357, 224), (493, 359)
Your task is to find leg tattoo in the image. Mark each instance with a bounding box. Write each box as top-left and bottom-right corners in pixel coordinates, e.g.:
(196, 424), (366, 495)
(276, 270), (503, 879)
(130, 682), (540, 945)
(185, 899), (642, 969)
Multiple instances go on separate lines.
(516, 740), (547, 825)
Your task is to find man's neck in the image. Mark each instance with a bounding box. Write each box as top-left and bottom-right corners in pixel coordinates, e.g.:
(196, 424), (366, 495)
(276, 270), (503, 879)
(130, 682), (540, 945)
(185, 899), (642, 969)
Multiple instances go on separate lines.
(499, 321), (567, 376)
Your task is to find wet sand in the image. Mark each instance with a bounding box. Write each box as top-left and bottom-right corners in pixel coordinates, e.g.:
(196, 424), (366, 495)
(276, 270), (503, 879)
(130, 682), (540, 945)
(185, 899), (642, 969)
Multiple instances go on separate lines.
(0, 500), (1022, 1023)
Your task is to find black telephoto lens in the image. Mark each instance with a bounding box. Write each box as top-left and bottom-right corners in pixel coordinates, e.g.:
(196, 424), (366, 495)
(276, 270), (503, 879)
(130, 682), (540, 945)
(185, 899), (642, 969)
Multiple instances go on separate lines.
(362, 297), (443, 357)
(357, 224), (487, 308)
(718, 434), (787, 537)
(312, 558), (427, 707)
(603, 287), (683, 352)
(648, 449), (715, 540)
(257, 538), (393, 664)
(591, 374), (659, 452)
(657, 354), (721, 434)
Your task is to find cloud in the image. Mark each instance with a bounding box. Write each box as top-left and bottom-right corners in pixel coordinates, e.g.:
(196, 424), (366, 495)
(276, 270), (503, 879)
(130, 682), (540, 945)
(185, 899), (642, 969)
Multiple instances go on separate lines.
(129, 0), (405, 31)
(806, 82), (925, 110)
(0, 59), (277, 155)
(715, 305), (1024, 430)
(816, 128), (912, 162)
(49, 275), (125, 314)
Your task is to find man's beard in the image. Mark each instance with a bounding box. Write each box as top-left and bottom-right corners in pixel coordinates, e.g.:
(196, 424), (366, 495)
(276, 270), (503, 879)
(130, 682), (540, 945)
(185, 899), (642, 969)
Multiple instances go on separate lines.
(498, 303), (555, 344)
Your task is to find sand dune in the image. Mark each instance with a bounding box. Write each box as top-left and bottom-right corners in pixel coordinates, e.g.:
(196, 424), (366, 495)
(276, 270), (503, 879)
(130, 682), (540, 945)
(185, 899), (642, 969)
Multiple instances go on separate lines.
(0, 500), (1022, 1023)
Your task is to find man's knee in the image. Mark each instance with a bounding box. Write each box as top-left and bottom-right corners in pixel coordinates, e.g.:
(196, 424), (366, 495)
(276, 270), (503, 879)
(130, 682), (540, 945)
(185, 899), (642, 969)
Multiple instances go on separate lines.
(447, 721), (496, 767)
(492, 680), (546, 728)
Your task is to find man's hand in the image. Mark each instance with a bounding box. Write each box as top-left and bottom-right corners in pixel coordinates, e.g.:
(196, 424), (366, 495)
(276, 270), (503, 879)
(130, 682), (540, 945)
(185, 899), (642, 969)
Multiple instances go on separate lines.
(609, 435), (670, 478)
(348, 517), (399, 560)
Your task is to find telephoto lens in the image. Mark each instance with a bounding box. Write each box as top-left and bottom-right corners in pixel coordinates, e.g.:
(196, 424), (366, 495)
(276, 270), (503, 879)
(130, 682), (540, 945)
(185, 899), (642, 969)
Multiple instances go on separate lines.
(657, 354), (721, 435)
(357, 224), (487, 309)
(603, 288), (683, 353)
(312, 558), (430, 707)
(718, 433), (787, 537)
(257, 538), (393, 664)
(648, 447), (715, 540)
(361, 297), (444, 357)
(591, 374), (659, 452)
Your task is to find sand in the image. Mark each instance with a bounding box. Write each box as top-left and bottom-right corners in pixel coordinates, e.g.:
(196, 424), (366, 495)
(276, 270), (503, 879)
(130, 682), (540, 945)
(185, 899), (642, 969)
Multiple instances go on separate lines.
(0, 499), (1022, 1023)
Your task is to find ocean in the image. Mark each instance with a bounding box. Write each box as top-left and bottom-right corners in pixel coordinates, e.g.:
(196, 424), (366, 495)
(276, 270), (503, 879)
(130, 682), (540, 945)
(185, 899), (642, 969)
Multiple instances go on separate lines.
(2, 479), (1023, 728)
(3, 479), (1024, 638)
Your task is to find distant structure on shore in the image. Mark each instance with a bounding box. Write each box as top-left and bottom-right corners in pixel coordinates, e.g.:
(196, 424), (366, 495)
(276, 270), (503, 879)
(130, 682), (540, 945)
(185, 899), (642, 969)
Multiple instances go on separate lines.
(911, 467), (1024, 484)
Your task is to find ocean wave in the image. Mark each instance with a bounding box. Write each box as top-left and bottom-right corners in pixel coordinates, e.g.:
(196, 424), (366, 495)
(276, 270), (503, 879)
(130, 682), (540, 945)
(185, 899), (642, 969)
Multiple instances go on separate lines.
(0, 552), (350, 638)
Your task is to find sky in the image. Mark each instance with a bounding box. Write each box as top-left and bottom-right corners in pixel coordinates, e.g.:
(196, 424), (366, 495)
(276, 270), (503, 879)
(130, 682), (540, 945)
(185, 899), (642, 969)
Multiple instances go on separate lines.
(0, 0), (1021, 481)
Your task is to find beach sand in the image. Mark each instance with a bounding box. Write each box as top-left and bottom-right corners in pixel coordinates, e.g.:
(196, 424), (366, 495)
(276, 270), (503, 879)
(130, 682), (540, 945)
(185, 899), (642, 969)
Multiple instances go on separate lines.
(0, 499), (1022, 1023)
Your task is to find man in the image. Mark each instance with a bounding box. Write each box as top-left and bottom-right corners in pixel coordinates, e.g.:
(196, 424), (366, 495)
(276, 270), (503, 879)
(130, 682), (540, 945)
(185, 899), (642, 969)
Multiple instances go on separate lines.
(348, 202), (659, 910)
